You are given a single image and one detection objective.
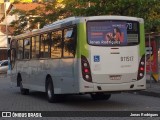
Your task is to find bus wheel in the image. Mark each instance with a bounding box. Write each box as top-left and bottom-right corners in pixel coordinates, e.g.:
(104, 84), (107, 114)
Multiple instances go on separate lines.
(20, 80), (29, 95)
(46, 78), (60, 103)
(90, 93), (111, 100)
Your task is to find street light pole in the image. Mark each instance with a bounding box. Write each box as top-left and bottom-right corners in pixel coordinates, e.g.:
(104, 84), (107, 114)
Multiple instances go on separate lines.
(149, 33), (152, 88)
(4, 1), (11, 74)
(4, 1), (9, 48)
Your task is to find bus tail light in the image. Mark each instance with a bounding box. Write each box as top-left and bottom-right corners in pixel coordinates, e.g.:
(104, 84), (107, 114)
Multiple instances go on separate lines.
(137, 55), (145, 80)
(81, 55), (92, 82)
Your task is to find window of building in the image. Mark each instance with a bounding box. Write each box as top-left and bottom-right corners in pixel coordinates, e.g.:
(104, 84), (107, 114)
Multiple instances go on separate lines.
(17, 40), (23, 59)
(24, 38), (31, 59)
(40, 33), (50, 58)
(51, 30), (62, 58)
(32, 36), (40, 58)
(63, 27), (76, 57)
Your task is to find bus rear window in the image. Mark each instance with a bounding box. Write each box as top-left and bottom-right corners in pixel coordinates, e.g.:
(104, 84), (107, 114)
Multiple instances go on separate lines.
(87, 21), (139, 46)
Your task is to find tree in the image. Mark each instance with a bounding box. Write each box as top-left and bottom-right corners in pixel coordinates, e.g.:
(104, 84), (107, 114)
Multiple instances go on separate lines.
(9, 0), (160, 35)
(61, 0), (160, 32)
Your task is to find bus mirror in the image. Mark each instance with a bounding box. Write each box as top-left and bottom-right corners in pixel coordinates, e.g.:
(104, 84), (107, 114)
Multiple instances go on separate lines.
(8, 49), (11, 58)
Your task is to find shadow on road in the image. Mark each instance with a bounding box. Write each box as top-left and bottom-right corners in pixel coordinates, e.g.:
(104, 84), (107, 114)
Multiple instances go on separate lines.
(0, 75), (132, 110)
(24, 91), (126, 110)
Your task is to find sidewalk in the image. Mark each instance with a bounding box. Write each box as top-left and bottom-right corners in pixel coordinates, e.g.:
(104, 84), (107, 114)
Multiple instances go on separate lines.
(137, 80), (160, 98)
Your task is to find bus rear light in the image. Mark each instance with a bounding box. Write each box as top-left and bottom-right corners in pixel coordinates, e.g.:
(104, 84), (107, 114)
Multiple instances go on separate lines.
(141, 61), (145, 65)
(85, 75), (90, 79)
(140, 67), (144, 71)
(137, 54), (145, 80)
(84, 63), (88, 67)
(81, 55), (92, 82)
(84, 68), (89, 73)
(139, 73), (143, 77)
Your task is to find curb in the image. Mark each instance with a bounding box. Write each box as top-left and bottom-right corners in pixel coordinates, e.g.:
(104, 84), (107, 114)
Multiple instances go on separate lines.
(136, 90), (160, 98)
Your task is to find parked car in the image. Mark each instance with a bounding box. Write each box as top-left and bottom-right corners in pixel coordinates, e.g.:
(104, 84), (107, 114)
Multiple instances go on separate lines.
(0, 60), (8, 73)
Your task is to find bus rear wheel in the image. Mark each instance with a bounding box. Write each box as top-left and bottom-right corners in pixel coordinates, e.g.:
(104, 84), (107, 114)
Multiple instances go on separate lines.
(20, 80), (29, 95)
(46, 77), (61, 103)
(90, 93), (111, 100)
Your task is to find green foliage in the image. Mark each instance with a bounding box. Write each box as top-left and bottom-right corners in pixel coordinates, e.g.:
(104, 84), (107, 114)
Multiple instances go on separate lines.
(10, 0), (160, 35)
(13, 0), (32, 3)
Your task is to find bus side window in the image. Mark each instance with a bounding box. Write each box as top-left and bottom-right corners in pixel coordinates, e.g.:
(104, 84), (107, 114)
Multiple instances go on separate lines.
(24, 38), (31, 59)
(40, 33), (50, 58)
(17, 40), (23, 60)
(63, 27), (76, 58)
(32, 36), (40, 59)
(51, 30), (62, 58)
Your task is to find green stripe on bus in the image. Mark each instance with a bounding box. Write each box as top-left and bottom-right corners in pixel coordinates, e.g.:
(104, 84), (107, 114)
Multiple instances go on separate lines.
(76, 23), (89, 58)
(139, 23), (145, 56)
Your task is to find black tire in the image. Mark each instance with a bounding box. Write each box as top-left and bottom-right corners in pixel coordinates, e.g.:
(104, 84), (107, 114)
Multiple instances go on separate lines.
(90, 93), (111, 100)
(19, 78), (29, 95)
(46, 77), (61, 103)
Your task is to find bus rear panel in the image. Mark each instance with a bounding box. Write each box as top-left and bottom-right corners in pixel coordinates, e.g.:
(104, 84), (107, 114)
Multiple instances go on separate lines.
(79, 17), (146, 93)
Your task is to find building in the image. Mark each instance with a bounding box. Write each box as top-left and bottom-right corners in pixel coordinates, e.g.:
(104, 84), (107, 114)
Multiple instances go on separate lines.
(0, 1), (44, 60)
(0, 2), (12, 60)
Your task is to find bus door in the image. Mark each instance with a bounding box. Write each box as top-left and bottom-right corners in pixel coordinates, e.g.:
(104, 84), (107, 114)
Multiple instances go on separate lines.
(59, 27), (76, 93)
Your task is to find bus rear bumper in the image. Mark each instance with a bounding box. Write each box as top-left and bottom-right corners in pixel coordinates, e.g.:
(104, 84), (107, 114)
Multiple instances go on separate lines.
(79, 78), (146, 93)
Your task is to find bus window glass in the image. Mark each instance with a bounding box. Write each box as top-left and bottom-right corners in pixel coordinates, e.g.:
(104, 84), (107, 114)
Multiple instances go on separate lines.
(126, 21), (139, 44)
(24, 38), (30, 59)
(32, 36), (40, 58)
(63, 27), (76, 57)
(17, 40), (23, 59)
(40, 33), (50, 58)
(10, 40), (16, 69)
(87, 21), (139, 46)
(51, 31), (62, 58)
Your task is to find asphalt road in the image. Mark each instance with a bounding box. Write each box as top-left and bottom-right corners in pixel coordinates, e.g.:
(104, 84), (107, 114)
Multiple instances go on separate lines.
(0, 74), (160, 120)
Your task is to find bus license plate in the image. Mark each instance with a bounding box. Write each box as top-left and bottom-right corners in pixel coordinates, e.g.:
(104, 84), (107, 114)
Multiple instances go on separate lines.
(110, 75), (121, 80)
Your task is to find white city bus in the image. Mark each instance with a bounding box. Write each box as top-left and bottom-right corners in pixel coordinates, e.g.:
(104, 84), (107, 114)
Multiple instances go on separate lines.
(9, 16), (146, 102)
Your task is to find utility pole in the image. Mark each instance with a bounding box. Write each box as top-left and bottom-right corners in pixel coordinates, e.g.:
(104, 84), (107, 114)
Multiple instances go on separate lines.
(4, 1), (9, 48)
(149, 33), (152, 88)
(4, 0), (11, 74)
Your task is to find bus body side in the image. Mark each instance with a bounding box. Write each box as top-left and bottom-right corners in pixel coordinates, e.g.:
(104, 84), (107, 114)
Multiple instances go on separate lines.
(10, 25), (80, 94)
